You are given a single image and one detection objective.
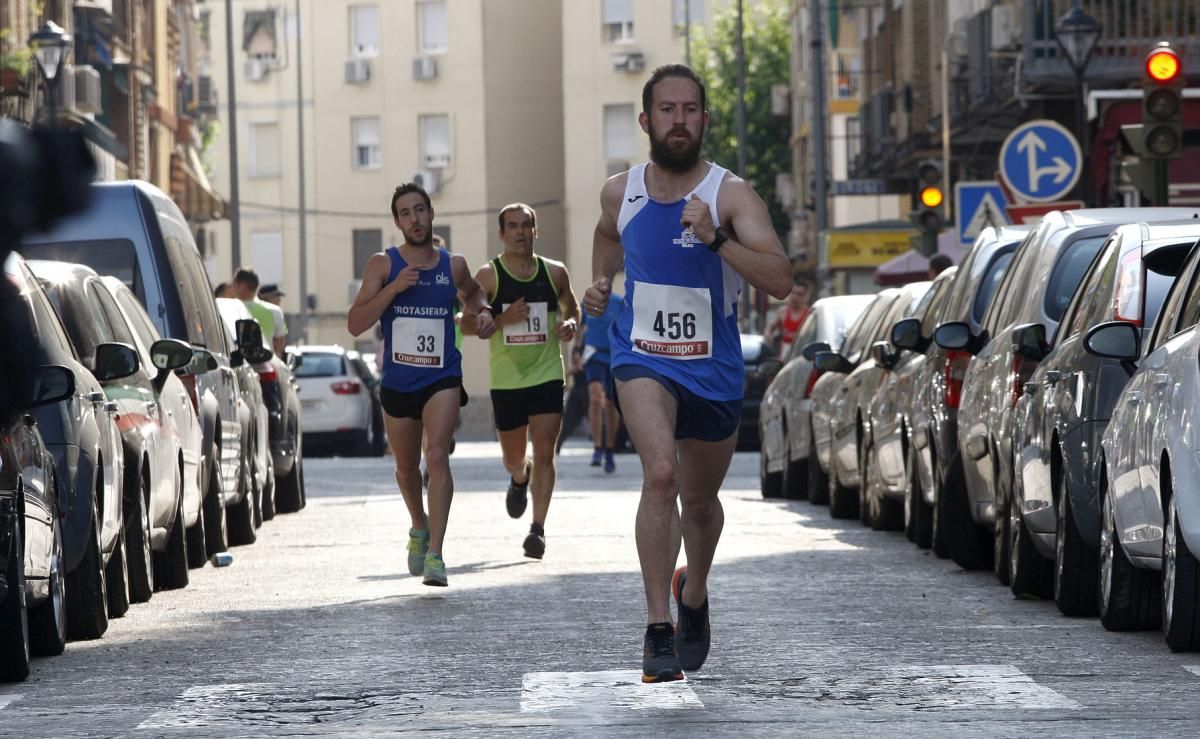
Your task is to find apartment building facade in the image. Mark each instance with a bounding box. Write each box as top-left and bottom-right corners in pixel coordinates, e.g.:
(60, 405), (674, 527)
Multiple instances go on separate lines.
(208, 0), (565, 399)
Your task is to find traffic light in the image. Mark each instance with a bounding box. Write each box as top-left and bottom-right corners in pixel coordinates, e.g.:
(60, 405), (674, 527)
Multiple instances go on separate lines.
(911, 159), (944, 229)
(1142, 42), (1183, 159)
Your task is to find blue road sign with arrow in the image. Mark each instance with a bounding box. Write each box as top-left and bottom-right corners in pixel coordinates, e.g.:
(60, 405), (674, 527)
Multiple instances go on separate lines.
(999, 120), (1082, 203)
(955, 181), (1010, 246)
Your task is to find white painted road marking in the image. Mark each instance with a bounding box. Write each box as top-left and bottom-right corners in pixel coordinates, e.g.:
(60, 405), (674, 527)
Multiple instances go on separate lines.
(883, 665), (1081, 710)
(521, 670), (703, 712)
(0, 694), (22, 711)
(1184, 665), (1200, 677)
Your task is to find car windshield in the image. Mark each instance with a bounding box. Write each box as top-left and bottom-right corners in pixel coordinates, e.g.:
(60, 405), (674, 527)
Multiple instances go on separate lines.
(294, 353), (345, 378)
(21, 239), (142, 299)
(1044, 236), (1108, 323)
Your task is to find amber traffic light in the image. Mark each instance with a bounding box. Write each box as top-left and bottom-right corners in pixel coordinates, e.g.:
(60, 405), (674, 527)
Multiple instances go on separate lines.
(1142, 42), (1184, 160)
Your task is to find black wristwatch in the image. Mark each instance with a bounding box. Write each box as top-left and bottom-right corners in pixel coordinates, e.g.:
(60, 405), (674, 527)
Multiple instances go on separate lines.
(706, 227), (729, 253)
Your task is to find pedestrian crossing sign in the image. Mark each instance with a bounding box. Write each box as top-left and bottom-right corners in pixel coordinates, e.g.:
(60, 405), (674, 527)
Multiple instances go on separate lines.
(955, 181), (1011, 247)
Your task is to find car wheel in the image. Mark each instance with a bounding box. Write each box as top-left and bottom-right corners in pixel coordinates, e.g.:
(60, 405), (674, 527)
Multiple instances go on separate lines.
(125, 469), (154, 604)
(1163, 489), (1200, 651)
(930, 454), (950, 559)
(760, 453), (783, 499)
(858, 438), (874, 527)
(104, 527), (130, 619)
(227, 461), (257, 547)
(905, 444), (932, 548)
(828, 458), (858, 520)
(1098, 466), (1159, 631)
(250, 457), (263, 530)
(0, 484), (31, 682)
(276, 452), (304, 514)
(807, 427), (829, 506)
(28, 496), (66, 657)
(783, 452), (807, 501)
(941, 459), (992, 571)
(203, 456), (228, 559)
(1008, 491), (1053, 599)
(154, 477), (190, 591)
(993, 449), (1012, 586)
(66, 493), (110, 640)
(1054, 470), (1098, 617)
(297, 455), (307, 509)
(261, 454), (276, 522)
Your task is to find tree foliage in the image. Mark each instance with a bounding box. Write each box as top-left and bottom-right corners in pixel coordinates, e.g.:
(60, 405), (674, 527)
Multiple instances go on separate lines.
(690, 0), (791, 237)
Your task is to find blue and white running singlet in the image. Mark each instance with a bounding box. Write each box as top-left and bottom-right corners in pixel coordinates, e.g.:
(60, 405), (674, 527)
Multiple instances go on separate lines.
(609, 163), (744, 401)
(379, 247), (462, 392)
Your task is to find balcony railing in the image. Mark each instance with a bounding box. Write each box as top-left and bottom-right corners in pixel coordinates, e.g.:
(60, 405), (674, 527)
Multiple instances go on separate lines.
(1024, 0), (1200, 85)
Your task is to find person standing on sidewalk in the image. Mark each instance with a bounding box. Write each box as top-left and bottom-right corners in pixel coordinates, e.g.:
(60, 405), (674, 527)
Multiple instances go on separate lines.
(462, 202), (580, 561)
(582, 64), (791, 683)
(347, 182), (495, 587)
(578, 293), (623, 472)
(763, 281), (810, 358)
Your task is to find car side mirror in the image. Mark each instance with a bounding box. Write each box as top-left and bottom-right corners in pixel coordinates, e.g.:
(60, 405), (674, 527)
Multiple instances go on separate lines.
(891, 317), (928, 353)
(229, 349), (245, 368)
(187, 348), (219, 374)
(1083, 321), (1141, 362)
(93, 342), (140, 382)
(813, 351), (852, 374)
(871, 340), (899, 369)
(31, 365), (75, 406)
(801, 341), (831, 362)
(1011, 323), (1050, 362)
(933, 321), (978, 354)
(285, 351), (302, 370)
(246, 345), (273, 365)
(235, 318), (265, 351)
(150, 339), (194, 392)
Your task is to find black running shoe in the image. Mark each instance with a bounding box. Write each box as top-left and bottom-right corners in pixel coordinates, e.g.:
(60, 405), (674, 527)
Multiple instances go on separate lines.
(523, 524), (546, 560)
(506, 460), (531, 519)
(672, 566), (711, 672)
(642, 623), (684, 683)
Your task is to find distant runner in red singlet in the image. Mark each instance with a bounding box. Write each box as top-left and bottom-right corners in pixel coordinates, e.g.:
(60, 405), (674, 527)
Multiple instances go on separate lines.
(765, 282), (810, 357)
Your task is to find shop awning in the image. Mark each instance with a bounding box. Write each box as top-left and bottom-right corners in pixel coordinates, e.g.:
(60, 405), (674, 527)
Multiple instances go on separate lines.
(170, 146), (225, 223)
(873, 234), (968, 286)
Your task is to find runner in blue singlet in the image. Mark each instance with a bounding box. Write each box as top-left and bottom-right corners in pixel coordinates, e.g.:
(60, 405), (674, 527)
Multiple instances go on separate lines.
(348, 182), (496, 588)
(582, 65), (793, 683)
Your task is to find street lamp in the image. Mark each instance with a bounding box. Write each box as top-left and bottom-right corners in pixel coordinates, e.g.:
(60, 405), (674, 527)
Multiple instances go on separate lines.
(1054, 2), (1101, 204)
(29, 21), (72, 126)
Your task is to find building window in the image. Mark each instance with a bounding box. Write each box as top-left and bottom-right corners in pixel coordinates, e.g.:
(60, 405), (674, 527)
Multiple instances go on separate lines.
(417, 0), (448, 54)
(603, 104), (636, 171)
(672, 0), (704, 32)
(419, 114), (451, 170)
(243, 10), (278, 61)
(250, 232), (284, 285)
(352, 229), (382, 278)
(349, 4), (380, 58)
(249, 122), (281, 177)
(352, 117), (382, 170)
(602, 0), (634, 43)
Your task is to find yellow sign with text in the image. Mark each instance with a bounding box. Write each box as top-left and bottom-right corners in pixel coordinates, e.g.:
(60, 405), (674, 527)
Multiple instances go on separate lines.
(825, 230), (915, 268)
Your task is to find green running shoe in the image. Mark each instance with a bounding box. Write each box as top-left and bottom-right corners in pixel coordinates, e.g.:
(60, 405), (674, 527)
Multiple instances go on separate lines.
(423, 553), (448, 587)
(406, 528), (429, 576)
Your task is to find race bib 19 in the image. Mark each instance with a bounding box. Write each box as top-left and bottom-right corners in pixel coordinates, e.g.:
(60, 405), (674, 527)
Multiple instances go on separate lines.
(630, 282), (712, 359)
(503, 301), (549, 345)
(391, 317), (444, 368)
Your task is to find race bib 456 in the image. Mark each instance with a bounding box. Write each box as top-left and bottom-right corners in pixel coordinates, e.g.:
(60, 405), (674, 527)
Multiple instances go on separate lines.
(630, 282), (712, 360)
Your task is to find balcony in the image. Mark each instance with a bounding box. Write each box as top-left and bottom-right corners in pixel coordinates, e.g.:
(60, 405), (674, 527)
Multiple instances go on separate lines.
(1022, 0), (1200, 88)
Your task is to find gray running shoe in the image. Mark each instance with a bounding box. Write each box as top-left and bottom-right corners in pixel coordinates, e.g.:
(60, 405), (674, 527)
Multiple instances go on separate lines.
(506, 460), (531, 519)
(406, 529), (429, 576)
(673, 566), (711, 672)
(523, 524), (545, 560)
(422, 553), (448, 587)
(642, 623), (684, 683)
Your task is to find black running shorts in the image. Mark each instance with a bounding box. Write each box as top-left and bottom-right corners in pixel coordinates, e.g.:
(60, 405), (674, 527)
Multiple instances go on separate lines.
(381, 376), (467, 421)
(490, 380), (564, 432)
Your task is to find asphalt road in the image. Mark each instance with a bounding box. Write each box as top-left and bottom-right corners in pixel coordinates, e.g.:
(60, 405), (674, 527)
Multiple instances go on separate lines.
(2, 441), (1199, 737)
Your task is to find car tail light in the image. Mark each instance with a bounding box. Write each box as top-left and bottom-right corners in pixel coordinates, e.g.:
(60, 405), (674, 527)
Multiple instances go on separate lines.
(178, 372), (199, 410)
(331, 380), (362, 395)
(255, 364), (279, 384)
(803, 368), (822, 398)
(943, 350), (970, 409)
(1112, 248), (1145, 325)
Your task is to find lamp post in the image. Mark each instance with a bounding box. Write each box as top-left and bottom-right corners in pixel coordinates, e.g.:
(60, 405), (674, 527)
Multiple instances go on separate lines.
(1054, 2), (1101, 204)
(29, 21), (72, 127)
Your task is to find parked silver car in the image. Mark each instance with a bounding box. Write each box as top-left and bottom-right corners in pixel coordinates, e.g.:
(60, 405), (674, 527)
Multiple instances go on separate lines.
(758, 295), (873, 500)
(865, 269), (957, 531)
(1012, 221), (1200, 614)
(935, 208), (1197, 574)
(808, 291), (902, 509)
(898, 226), (1028, 553)
(1089, 237), (1200, 650)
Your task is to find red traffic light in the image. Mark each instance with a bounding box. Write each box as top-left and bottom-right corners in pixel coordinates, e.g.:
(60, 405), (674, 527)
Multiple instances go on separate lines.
(1146, 44), (1182, 84)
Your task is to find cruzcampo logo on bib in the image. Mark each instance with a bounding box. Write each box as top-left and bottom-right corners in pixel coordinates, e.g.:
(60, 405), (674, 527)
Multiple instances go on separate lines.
(630, 282), (712, 359)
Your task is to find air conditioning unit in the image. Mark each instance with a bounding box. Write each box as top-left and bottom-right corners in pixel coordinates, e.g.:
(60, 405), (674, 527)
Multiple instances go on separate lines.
(412, 169), (441, 195)
(344, 58), (371, 84)
(196, 74), (217, 114)
(412, 56), (438, 81)
(73, 65), (102, 114)
(605, 159), (629, 177)
(244, 58), (267, 82)
(55, 65), (76, 113)
(610, 51), (645, 73)
(423, 152), (450, 169)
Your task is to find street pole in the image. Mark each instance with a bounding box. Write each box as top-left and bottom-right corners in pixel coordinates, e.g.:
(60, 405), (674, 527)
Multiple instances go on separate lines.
(735, 0), (751, 327)
(1075, 71), (1090, 205)
(810, 0), (830, 287)
(295, 0), (309, 342)
(684, 0), (690, 68)
(224, 0), (242, 270)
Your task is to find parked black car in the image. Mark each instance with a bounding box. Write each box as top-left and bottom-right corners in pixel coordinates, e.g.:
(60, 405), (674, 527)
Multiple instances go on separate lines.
(23, 180), (246, 564)
(0, 365), (75, 682)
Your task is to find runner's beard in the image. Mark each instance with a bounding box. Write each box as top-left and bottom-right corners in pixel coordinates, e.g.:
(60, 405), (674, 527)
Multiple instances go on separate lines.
(405, 227), (434, 248)
(648, 127), (703, 173)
